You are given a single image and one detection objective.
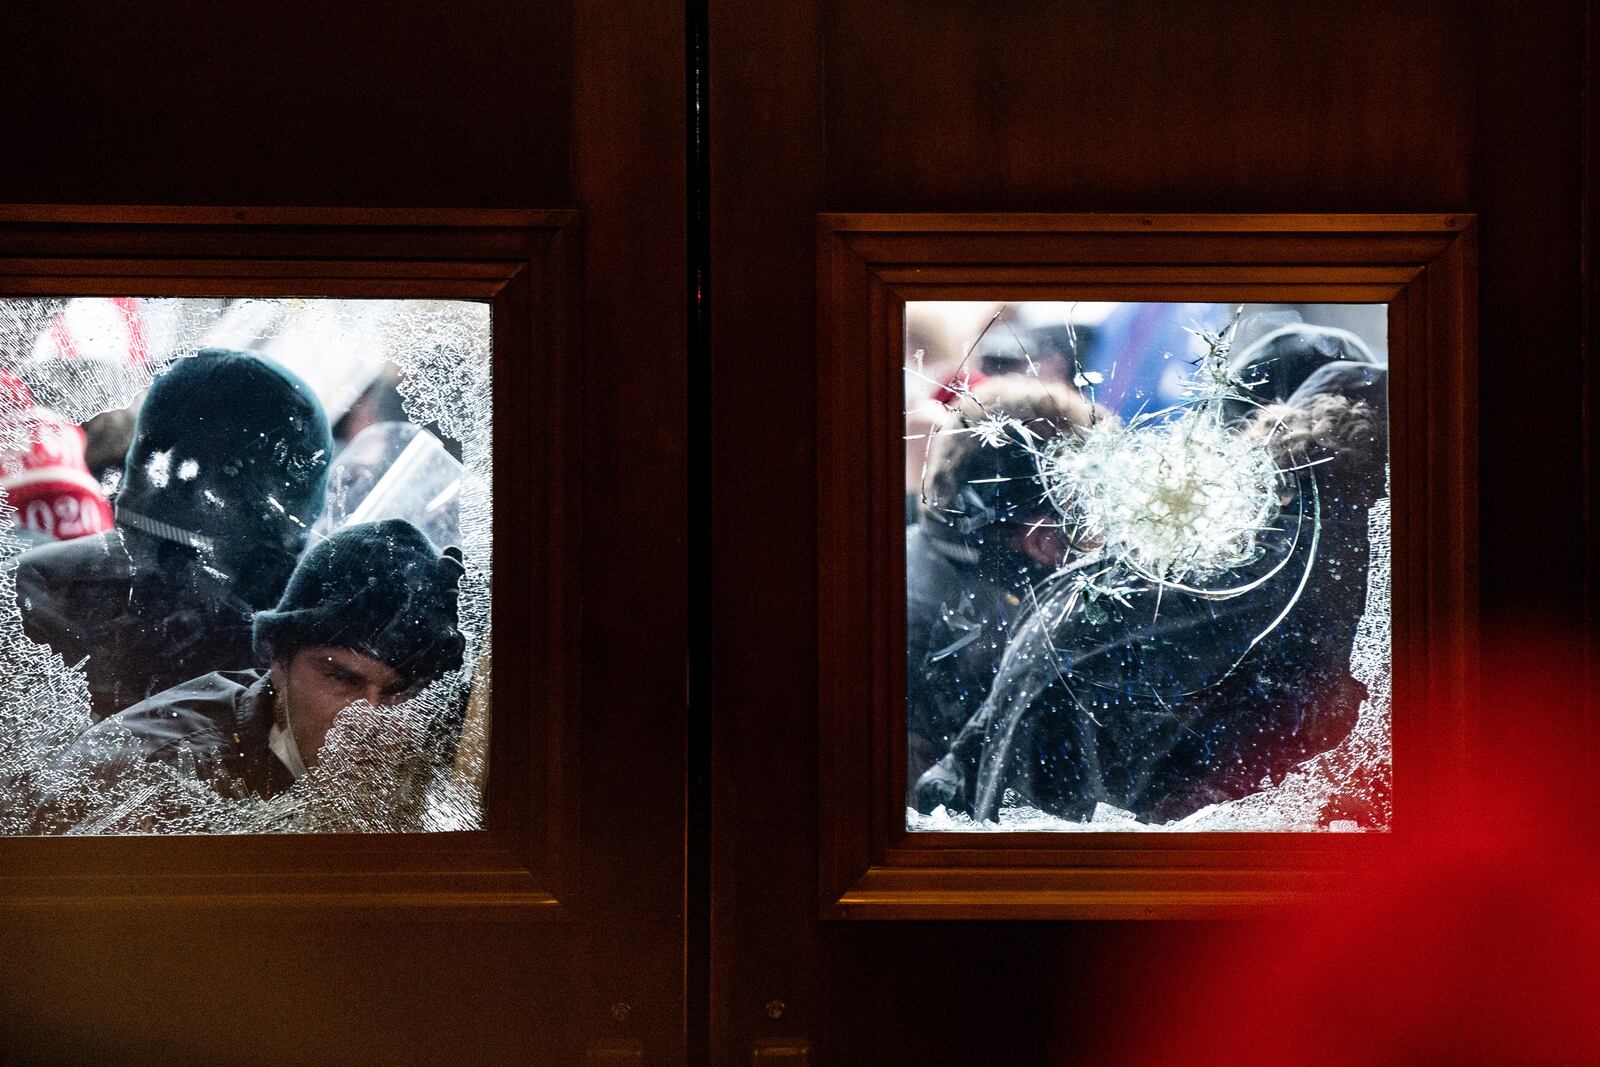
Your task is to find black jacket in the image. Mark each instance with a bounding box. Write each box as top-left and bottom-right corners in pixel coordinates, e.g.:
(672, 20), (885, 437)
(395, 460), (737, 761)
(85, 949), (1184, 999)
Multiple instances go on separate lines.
(13, 530), (282, 721)
(35, 669), (295, 833)
(916, 472), (1377, 825)
(905, 522), (1042, 778)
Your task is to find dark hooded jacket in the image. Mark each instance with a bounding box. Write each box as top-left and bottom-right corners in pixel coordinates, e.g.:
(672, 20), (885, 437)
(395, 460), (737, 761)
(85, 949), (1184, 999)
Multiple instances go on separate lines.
(917, 502), (1372, 824)
(906, 521), (1039, 776)
(14, 531), (276, 720)
(32, 669), (293, 833)
(92, 669), (290, 794)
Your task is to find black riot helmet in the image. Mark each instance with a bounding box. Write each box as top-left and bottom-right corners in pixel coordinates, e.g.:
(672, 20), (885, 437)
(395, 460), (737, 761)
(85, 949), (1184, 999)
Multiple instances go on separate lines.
(114, 348), (332, 568)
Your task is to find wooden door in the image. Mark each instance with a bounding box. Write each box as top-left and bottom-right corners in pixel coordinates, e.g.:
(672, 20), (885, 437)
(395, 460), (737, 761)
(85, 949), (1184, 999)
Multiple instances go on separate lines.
(710, 0), (1595, 1062)
(0, 2), (687, 1064)
(0, 2), (1594, 1064)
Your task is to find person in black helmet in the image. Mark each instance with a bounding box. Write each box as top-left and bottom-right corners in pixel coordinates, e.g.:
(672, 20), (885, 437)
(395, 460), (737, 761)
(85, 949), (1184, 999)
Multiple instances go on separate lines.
(1220, 323), (1381, 423)
(39, 519), (465, 815)
(11, 348), (333, 720)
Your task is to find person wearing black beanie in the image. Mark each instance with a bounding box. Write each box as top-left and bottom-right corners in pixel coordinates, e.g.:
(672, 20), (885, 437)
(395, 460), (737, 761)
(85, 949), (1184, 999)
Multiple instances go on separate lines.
(12, 348), (333, 720)
(251, 519), (467, 771)
(39, 519), (467, 812)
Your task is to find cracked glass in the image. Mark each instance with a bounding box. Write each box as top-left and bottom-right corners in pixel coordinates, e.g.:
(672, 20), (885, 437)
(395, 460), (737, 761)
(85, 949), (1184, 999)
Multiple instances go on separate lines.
(0, 297), (491, 835)
(905, 301), (1390, 832)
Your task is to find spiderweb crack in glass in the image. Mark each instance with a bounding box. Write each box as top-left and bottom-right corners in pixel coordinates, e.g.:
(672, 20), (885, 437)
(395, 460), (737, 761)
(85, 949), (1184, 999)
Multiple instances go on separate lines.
(1040, 411), (1281, 584)
(0, 298), (493, 835)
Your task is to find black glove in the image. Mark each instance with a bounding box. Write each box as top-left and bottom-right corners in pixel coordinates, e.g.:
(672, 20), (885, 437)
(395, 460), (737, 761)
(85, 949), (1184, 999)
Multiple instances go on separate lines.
(912, 754), (969, 815)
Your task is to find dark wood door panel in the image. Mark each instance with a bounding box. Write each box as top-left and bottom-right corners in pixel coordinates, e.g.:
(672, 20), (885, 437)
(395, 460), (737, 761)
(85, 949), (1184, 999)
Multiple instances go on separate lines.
(712, 0), (1589, 1061)
(0, 2), (571, 210)
(0, 1), (687, 1064)
(822, 0), (1473, 213)
(0, 918), (571, 1066)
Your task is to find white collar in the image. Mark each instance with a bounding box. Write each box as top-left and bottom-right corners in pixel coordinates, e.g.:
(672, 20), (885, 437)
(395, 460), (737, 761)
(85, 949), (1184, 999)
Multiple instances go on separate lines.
(268, 718), (309, 780)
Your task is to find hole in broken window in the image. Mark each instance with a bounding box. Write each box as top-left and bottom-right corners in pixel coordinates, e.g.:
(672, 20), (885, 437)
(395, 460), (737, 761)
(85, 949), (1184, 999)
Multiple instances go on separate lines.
(0, 297), (492, 835)
(905, 301), (1390, 832)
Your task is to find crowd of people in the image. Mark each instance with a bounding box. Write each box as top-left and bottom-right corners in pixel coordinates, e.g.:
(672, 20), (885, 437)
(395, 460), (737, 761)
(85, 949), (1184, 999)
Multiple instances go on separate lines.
(2, 294), (1383, 833)
(904, 308), (1390, 827)
(0, 298), (477, 834)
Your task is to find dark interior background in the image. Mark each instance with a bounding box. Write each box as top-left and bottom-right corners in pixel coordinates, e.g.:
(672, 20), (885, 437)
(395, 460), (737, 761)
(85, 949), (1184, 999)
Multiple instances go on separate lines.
(0, 1), (1594, 1063)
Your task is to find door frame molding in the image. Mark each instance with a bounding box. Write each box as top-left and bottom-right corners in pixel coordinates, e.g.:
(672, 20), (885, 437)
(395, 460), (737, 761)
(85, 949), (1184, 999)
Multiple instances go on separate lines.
(0, 206), (583, 920)
(817, 212), (1477, 919)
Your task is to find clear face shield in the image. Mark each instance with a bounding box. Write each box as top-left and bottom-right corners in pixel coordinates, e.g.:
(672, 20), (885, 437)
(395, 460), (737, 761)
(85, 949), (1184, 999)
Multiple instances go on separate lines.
(315, 421), (462, 551)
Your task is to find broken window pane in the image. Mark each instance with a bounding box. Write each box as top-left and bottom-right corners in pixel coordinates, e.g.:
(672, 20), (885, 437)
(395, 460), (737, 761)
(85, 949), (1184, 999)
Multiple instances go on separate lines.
(906, 302), (1390, 832)
(0, 297), (492, 835)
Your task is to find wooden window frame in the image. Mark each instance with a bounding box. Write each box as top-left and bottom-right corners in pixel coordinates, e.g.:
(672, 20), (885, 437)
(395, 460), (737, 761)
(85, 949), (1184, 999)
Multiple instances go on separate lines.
(817, 213), (1477, 919)
(0, 206), (580, 920)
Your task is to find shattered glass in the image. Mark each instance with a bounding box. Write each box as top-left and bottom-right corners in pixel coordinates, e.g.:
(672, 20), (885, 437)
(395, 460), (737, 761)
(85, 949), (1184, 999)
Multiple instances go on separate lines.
(905, 301), (1390, 832)
(0, 297), (492, 835)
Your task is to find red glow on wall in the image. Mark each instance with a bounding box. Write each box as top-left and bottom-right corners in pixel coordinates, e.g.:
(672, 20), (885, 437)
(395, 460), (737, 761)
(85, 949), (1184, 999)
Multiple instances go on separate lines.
(1096, 630), (1600, 1065)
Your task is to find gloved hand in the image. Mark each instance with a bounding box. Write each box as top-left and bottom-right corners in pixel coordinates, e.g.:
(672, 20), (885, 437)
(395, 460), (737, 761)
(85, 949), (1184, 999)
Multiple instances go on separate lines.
(912, 753), (969, 815)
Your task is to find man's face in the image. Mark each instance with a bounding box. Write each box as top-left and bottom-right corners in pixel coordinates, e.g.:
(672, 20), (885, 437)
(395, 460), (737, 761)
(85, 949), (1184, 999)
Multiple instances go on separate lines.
(273, 645), (409, 766)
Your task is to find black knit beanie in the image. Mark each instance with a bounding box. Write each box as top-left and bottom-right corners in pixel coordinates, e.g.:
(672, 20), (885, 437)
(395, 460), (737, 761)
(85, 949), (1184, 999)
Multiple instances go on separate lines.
(252, 519), (467, 687)
(116, 348), (332, 559)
